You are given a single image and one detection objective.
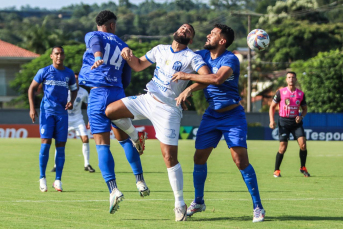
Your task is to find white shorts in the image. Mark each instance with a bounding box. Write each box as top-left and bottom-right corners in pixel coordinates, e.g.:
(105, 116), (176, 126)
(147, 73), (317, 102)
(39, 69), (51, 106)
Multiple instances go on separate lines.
(122, 93), (182, 146)
(68, 119), (88, 137)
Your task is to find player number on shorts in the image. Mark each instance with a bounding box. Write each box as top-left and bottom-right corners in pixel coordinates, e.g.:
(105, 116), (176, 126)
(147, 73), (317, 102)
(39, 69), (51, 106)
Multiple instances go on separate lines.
(103, 43), (123, 70)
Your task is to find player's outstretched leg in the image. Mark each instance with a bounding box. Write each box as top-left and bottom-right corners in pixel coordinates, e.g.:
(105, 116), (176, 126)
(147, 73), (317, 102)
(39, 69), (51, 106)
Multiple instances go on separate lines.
(187, 163), (207, 217)
(39, 143), (50, 192)
(119, 138), (150, 197)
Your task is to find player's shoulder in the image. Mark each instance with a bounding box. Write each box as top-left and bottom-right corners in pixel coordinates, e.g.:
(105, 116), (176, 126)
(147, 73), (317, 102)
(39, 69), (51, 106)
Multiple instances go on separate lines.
(154, 44), (170, 51)
(195, 49), (209, 57)
(79, 87), (88, 94)
(222, 50), (239, 62)
(38, 65), (53, 75)
(63, 67), (75, 75)
(296, 88), (305, 95)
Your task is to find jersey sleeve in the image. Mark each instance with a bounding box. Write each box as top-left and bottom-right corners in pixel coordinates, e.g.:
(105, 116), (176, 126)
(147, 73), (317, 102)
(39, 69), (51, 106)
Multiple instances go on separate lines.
(68, 71), (78, 91)
(145, 45), (159, 64)
(192, 54), (206, 72)
(121, 62), (132, 89)
(273, 90), (281, 103)
(221, 55), (238, 72)
(89, 35), (102, 54)
(33, 68), (45, 84)
(83, 90), (89, 104)
(301, 94), (307, 106)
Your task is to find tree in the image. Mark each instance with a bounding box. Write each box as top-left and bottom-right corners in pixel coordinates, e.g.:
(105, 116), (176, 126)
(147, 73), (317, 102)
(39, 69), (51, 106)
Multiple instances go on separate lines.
(291, 49), (343, 112)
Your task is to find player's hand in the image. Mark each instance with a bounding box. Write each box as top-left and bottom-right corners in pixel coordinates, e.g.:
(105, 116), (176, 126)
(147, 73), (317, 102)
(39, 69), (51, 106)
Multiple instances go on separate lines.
(175, 88), (192, 106)
(295, 116), (303, 123)
(269, 121), (276, 129)
(65, 102), (73, 110)
(121, 47), (133, 61)
(30, 109), (38, 123)
(172, 72), (188, 83)
(91, 59), (104, 70)
(86, 122), (90, 129)
(181, 99), (191, 110)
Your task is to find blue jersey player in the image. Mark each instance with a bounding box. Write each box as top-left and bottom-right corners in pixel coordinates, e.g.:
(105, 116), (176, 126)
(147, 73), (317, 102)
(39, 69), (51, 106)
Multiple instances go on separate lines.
(78, 10), (149, 214)
(172, 24), (265, 223)
(28, 46), (78, 193)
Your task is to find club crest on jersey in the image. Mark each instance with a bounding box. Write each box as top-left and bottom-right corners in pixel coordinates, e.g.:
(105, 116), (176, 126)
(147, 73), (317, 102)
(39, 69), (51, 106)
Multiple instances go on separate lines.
(296, 100), (300, 105)
(298, 92), (302, 96)
(65, 77), (69, 83)
(172, 61), (182, 71)
(76, 97), (81, 103)
(285, 99), (290, 105)
(212, 67), (219, 73)
(165, 60), (171, 65)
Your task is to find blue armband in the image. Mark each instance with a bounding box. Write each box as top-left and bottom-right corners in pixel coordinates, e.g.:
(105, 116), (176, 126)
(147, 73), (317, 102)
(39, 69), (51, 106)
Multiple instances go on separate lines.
(95, 56), (103, 61)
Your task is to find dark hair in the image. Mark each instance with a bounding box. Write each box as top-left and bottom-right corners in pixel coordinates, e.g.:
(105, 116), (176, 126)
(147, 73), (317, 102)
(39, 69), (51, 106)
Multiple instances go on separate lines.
(96, 10), (117, 26)
(186, 23), (195, 38)
(51, 46), (64, 53)
(74, 72), (79, 75)
(214, 24), (234, 48)
(287, 71), (297, 77)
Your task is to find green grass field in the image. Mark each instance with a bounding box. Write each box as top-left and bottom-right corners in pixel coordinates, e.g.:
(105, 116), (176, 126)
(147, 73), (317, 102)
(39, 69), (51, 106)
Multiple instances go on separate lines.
(0, 139), (342, 228)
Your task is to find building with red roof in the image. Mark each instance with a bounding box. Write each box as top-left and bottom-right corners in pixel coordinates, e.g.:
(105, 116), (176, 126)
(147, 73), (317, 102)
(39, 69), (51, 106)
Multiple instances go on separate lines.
(0, 40), (39, 107)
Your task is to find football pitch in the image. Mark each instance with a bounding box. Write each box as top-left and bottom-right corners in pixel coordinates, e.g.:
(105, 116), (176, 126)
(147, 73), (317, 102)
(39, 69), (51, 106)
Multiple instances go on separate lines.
(0, 139), (342, 229)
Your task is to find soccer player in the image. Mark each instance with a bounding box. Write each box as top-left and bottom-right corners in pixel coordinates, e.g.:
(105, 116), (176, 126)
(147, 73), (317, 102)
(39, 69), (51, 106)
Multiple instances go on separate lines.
(28, 46), (78, 192)
(50, 73), (95, 173)
(269, 72), (310, 178)
(78, 10), (149, 214)
(172, 24), (265, 223)
(105, 24), (209, 221)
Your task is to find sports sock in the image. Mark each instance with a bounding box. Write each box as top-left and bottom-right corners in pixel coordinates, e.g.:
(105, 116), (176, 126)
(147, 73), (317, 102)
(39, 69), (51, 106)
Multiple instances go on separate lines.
(83, 142), (90, 167)
(275, 152), (284, 171)
(53, 148), (57, 168)
(300, 149), (307, 167)
(96, 145), (116, 188)
(167, 163), (185, 208)
(55, 147), (65, 180)
(240, 164), (263, 209)
(193, 163), (207, 204)
(119, 138), (143, 178)
(39, 143), (51, 179)
(111, 118), (138, 142)
(106, 179), (117, 193)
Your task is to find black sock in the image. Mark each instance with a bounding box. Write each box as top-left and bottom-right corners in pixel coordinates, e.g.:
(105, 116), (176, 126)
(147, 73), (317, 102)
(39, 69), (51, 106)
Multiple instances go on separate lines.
(300, 149), (307, 167)
(106, 179), (117, 193)
(275, 152), (284, 171)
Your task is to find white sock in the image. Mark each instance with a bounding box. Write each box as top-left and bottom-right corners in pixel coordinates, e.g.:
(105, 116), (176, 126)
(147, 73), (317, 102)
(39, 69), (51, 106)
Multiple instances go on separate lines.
(112, 118), (138, 142)
(167, 163), (185, 208)
(83, 143), (90, 167)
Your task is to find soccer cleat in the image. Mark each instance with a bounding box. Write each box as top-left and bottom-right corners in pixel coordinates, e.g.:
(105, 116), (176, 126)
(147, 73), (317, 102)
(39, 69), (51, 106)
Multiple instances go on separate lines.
(253, 206), (265, 223)
(40, 177), (47, 192)
(136, 180), (150, 197)
(50, 167), (56, 172)
(174, 204), (187, 221)
(187, 201), (206, 217)
(109, 188), (124, 214)
(84, 164), (95, 173)
(300, 166), (310, 177)
(52, 180), (63, 192)
(131, 131), (147, 155)
(273, 170), (281, 178)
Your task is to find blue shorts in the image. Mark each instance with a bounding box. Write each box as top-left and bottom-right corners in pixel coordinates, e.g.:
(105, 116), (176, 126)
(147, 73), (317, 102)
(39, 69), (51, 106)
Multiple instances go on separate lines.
(88, 87), (125, 134)
(195, 105), (247, 149)
(39, 113), (68, 142)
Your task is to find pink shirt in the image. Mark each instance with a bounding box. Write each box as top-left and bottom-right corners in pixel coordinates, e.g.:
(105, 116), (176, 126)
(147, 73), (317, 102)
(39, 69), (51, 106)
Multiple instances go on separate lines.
(273, 87), (306, 118)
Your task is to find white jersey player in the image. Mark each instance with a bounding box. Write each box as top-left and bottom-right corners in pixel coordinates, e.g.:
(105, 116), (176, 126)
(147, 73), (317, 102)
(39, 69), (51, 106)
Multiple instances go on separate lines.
(104, 24), (210, 221)
(51, 74), (95, 173)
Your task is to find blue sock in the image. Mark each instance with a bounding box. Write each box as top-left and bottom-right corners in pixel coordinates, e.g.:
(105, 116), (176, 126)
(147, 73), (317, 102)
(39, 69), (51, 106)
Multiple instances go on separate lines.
(106, 179), (117, 193)
(55, 147), (65, 180)
(39, 143), (51, 179)
(240, 164), (263, 209)
(96, 145), (116, 186)
(193, 163), (207, 204)
(119, 138), (143, 181)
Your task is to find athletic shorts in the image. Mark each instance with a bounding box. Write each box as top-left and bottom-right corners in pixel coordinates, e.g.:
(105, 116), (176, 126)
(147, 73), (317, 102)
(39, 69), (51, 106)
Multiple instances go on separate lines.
(68, 118), (88, 136)
(278, 117), (305, 142)
(122, 93), (182, 146)
(39, 112), (68, 143)
(88, 87), (125, 134)
(195, 105), (247, 150)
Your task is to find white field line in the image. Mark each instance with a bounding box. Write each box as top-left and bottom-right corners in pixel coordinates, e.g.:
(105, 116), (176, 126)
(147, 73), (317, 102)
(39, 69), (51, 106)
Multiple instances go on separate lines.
(1, 198), (343, 203)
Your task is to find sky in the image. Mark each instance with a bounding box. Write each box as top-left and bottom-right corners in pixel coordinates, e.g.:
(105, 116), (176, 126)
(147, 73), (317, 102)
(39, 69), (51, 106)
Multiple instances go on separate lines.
(0, 0), (178, 10)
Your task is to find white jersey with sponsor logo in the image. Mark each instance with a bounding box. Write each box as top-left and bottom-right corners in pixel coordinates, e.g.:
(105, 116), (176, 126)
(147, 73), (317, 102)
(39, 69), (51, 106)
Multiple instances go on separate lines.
(68, 87), (88, 123)
(145, 45), (206, 107)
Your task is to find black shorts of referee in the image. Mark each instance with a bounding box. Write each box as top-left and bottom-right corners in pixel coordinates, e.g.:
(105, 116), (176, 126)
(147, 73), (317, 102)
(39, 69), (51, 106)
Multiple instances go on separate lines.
(278, 117), (305, 142)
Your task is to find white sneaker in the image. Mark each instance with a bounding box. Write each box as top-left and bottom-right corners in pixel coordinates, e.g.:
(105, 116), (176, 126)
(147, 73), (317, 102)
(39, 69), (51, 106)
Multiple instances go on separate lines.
(131, 131), (147, 155)
(253, 206), (265, 223)
(40, 178), (47, 192)
(174, 204), (187, 221)
(52, 180), (63, 192)
(136, 180), (150, 197)
(187, 201), (206, 216)
(109, 188), (124, 214)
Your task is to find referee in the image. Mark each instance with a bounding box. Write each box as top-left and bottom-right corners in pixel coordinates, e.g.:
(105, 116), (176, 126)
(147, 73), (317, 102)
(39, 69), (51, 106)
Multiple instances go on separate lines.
(269, 72), (310, 178)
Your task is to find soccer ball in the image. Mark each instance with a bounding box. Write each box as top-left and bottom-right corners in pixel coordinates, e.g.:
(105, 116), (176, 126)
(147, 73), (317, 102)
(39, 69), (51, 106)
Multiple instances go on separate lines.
(247, 29), (270, 51)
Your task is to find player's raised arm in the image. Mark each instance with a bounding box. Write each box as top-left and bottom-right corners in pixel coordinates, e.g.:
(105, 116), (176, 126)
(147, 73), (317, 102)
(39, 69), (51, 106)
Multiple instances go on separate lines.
(121, 47), (152, 72)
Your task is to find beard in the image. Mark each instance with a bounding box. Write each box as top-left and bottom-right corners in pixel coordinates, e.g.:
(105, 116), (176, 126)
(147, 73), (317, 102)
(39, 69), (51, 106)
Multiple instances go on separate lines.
(204, 43), (217, 50)
(173, 33), (191, 45)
